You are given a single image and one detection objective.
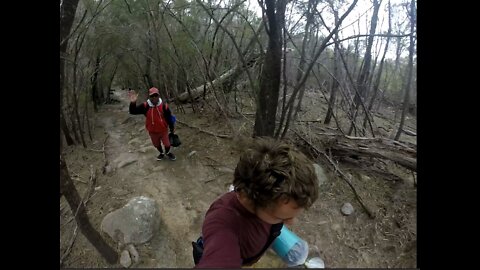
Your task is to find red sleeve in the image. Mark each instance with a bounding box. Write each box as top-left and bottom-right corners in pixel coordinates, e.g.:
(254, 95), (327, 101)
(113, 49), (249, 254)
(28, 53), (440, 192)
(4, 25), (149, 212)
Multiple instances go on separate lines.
(195, 209), (242, 268)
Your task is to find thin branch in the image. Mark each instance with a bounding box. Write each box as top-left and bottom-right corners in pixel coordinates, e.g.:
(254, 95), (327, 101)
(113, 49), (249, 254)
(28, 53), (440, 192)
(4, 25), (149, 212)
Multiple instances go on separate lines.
(101, 134), (109, 174)
(204, 172), (228, 184)
(72, 178), (88, 184)
(326, 33), (410, 47)
(60, 224), (79, 265)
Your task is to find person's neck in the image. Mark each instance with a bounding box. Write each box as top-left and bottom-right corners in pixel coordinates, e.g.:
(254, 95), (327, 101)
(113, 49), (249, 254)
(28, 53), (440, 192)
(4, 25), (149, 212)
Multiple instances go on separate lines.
(236, 191), (256, 215)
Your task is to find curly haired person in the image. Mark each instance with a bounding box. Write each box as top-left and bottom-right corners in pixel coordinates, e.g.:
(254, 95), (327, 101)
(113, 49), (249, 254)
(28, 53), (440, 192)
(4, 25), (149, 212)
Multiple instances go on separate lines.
(194, 138), (319, 268)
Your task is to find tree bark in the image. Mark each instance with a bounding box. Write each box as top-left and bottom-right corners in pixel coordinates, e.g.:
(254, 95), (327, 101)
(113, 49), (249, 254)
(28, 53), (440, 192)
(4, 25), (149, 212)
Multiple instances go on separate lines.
(60, 0), (80, 146)
(61, 110), (75, 145)
(254, 0), (286, 137)
(106, 64), (118, 103)
(292, 0), (318, 119)
(91, 54), (101, 112)
(363, 0), (392, 129)
(175, 54), (260, 103)
(394, 0), (415, 141)
(324, 1), (340, 125)
(348, 0), (382, 136)
(60, 155), (118, 265)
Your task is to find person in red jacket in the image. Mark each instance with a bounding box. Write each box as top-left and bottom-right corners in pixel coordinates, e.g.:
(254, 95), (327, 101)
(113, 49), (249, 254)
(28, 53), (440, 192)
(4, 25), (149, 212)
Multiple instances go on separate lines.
(128, 87), (176, 161)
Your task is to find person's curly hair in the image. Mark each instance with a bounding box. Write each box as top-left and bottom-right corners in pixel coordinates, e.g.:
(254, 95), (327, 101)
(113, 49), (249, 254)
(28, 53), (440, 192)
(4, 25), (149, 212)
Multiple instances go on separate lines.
(233, 138), (319, 209)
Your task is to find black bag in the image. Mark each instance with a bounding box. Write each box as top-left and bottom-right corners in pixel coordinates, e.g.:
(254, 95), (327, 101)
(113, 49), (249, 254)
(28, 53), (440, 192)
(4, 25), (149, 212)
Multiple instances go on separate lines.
(169, 133), (181, 147)
(192, 236), (204, 265)
(192, 223), (283, 265)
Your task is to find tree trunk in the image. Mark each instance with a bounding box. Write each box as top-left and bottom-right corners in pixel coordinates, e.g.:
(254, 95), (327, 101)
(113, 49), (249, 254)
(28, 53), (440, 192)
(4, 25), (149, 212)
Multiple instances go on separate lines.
(72, 64), (86, 148)
(254, 0), (286, 137)
(84, 100), (93, 141)
(348, 0), (382, 136)
(106, 64), (118, 103)
(143, 29), (155, 89)
(363, 0), (393, 129)
(60, 0), (80, 146)
(278, 0), (359, 139)
(61, 110), (75, 145)
(291, 0), (317, 119)
(394, 0), (415, 141)
(176, 55), (260, 103)
(324, 1), (340, 125)
(60, 155), (118, 265)
(91, 55), (101, 112)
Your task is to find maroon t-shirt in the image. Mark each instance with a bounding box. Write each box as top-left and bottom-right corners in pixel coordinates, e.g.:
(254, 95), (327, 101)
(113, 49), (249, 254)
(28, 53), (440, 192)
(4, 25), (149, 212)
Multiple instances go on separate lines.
(195, 191), (272, 268)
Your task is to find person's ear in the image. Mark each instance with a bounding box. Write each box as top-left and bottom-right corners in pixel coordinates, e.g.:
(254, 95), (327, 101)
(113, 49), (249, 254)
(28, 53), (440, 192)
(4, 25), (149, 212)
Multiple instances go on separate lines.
(278, 194), (290, 205)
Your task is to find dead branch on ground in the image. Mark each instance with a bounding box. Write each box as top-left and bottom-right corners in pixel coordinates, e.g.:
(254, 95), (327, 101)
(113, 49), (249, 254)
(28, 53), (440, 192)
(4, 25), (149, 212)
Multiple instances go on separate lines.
(60, 167), (98, 263)
(298, 119), (323, 123)
(177, 120), (232, 138)
(204, 172), (228, 183)
(342, 157), (405, 182)
(72, 178), (88, 184)
(292, 130), (376, 219)
(61, 166), (98, 228)
(402, 128), (417, 136)
(317, 133), (416, 171)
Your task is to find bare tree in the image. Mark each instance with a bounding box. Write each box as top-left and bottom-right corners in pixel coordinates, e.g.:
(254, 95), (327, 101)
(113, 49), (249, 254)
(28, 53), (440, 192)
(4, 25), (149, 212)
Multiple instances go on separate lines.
(324, 0), (341, 125)
(291, 0), (319, 120)
(348, 0), (382, 136)
(254, 0), (287, 137)
(60, 0), (81, 146)
(363, 0), (393, 130)
(60, 155), (118, 265)
(60, 0), (118, 265)
(394, 0), (415, 141)
(277, 0), (359, 139)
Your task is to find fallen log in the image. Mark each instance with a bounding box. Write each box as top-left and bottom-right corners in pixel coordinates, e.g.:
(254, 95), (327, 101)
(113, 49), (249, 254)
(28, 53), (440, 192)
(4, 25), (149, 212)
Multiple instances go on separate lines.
(175, 54), (260, 103)
(319, 134), (416, 171)
(292, 129), (376, 219)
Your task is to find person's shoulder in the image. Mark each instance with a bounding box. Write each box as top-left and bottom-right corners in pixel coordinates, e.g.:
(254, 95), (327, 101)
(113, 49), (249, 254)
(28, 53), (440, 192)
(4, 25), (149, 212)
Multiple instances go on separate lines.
(162, 102), (169, 110)
(210, 192), (239, 210)
(205, 193), (241, 225)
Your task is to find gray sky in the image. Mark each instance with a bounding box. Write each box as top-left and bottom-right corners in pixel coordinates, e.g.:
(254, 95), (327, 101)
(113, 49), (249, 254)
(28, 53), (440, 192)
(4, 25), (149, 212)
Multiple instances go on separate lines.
(247, 0), (414, 60)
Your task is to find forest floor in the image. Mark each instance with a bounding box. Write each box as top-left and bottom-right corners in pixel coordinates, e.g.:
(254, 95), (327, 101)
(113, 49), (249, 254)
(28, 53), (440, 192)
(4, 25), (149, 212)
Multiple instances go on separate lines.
(60, 88), (417, 268)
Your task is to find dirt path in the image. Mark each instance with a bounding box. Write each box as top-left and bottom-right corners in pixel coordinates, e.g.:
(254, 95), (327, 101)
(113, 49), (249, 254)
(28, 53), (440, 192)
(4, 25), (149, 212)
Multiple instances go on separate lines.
(61, 89), (243, 267)
(60, 89), (416, 268)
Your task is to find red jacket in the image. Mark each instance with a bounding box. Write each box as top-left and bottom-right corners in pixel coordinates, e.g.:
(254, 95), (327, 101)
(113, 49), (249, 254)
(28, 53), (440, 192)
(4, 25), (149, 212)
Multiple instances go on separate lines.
(145, 102), (168, 133)
(129, 99), (174, 133)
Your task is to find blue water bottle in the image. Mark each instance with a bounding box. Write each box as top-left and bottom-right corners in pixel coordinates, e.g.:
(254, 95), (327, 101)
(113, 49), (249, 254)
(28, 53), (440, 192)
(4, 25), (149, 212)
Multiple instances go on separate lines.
(272, 226), (309, 267)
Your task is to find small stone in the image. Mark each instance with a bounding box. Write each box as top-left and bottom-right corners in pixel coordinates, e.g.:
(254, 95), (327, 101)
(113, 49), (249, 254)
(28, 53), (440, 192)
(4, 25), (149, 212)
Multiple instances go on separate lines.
(341, 203), (354, 216)
(120, 250), (132, 268)
(127, 244), (139, 263)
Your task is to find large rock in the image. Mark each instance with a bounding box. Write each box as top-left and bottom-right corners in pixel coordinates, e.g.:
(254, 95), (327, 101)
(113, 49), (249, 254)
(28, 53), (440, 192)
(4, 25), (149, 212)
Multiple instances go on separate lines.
(101, 196), (160, 244)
